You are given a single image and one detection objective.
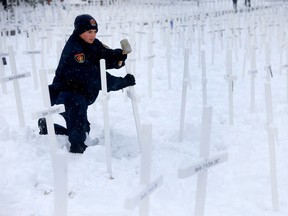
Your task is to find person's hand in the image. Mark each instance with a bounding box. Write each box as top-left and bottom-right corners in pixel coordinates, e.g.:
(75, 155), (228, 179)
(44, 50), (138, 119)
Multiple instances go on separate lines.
(120, 53), (127, 61)
(124, 74), (136, 87)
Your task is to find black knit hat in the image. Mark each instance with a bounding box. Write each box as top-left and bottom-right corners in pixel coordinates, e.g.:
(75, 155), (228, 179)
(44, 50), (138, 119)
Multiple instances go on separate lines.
(74, 14), (98, 35)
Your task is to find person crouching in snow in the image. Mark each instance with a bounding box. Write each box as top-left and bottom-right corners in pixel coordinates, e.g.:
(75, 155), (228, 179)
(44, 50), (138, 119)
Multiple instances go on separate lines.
(38, 14), (136, 154)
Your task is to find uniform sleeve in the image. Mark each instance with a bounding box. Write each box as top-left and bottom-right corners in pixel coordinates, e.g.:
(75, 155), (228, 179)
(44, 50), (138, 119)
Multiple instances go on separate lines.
(94, 39), (127, 69)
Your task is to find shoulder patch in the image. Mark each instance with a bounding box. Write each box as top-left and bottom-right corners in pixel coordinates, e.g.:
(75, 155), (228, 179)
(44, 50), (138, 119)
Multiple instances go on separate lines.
(74, 53), (85, 63)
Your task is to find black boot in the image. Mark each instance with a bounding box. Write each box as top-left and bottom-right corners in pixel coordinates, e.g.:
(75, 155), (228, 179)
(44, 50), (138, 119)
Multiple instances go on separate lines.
(38, 118), (68, 136)
(38, 118), (48, 135)
(70, 143), (88, 154)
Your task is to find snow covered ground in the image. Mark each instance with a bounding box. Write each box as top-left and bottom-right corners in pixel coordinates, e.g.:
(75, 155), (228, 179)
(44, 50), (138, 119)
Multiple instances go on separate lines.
(0, 0), (288, 216)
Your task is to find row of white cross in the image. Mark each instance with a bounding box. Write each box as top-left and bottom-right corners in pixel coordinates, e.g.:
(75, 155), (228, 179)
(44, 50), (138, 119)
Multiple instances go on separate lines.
(178, 44), (280, 212)
(0, 1), (286, 94)
(0, 44), (229, 216)
(1, 18), (284, 215)
(0, 2), (286, 216)
(1, 19), (284, 216)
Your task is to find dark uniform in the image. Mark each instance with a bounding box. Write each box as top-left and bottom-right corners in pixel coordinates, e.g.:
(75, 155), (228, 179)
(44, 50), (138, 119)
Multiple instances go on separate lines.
(39, 14), (135, 154)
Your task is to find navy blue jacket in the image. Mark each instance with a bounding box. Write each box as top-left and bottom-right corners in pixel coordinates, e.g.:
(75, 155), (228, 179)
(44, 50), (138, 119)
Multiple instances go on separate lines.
(49, 32), (127, 105)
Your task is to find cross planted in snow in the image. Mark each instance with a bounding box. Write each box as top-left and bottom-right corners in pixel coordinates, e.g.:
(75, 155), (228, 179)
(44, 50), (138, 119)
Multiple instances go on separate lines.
(0, 46), (32, 127)
(0, 51), (8, 94)
(25, 30), (41, 90)
(224, 49), (237, 125)
(32, 68), (68, 216)
(179, 48), (192, 142)
(125, 125), (163, 216)
(178, 106), (228, 216)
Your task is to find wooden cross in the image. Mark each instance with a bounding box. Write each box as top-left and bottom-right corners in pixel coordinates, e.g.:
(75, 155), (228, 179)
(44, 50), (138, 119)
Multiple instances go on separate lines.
(125, 125), (163, 216)
(178, 106), (228, 216)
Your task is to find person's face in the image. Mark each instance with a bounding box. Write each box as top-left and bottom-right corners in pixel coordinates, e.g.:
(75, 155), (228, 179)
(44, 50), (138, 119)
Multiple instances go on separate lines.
(80, 29), (97, 44)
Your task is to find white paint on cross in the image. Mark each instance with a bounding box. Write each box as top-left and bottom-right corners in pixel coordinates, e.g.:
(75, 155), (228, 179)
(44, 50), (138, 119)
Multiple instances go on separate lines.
(165, 28), (172, 89)
(179, 48), (191, 142)
(124, 57), (142, 152)
(32, 104), (65, 120)
(33, 68), (68, 216)
(178, 153), (228, 179)
(0, 52), (8, 94)
(249, 45), (257, 113)
(7, 46), (31, 127)
(0, 72), (31, 83)
(178, 106), (228, 216)
(125, 176), (163, 210)
(201, 49), (207, 107)
(100, 59), (113, 179)
(125, 125), (163, 216)
(264, 82), (279, 211)
(147, 29), (155, 99)
(26, 31), (41, 89)
(224, 49), (237, 125)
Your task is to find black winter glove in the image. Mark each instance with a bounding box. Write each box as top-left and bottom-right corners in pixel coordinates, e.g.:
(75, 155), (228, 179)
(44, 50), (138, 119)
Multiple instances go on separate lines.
(120, 53), (128, 61)
(124, 74), (136, 87)
(117, 52), (127, 68)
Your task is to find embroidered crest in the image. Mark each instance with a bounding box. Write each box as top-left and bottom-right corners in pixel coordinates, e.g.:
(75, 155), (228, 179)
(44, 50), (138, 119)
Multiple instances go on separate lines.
(74, 53), (85, 63)
(90, 19), (97, 26)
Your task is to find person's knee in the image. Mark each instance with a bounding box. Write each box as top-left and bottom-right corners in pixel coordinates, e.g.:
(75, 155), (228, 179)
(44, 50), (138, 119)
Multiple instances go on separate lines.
(65, 94), (88, 118)
(69, 94), (87, 107)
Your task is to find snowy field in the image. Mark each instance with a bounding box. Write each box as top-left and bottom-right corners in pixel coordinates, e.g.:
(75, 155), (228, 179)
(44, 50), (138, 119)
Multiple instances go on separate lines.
(1, 0), (288, 216)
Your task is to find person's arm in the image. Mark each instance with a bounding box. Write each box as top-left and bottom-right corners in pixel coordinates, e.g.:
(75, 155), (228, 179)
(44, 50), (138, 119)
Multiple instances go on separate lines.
(106, 72), (135, 92)
(93, 39), (127, 69)
(103, 48), (127, 69)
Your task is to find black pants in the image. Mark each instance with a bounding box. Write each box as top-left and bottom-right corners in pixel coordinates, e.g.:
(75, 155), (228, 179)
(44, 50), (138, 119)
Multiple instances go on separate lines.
(46, 71), (127, 149)
(54, 91), (91, 147)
